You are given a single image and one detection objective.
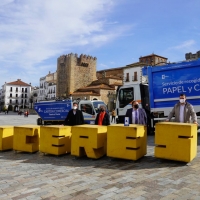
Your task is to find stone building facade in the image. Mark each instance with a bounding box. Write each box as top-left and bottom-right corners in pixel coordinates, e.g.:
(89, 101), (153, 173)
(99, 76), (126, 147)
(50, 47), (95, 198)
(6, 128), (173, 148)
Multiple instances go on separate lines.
(185, 51), (200, 60)
(57, 53), (97, 98)
(72, 77), (122, 109)
(96, 67), (123, 79)
(139, 54), (168, 66)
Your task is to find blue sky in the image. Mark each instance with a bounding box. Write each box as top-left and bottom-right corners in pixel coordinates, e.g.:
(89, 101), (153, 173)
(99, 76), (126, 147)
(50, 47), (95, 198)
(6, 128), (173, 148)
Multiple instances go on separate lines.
(0, 0), (199, 87)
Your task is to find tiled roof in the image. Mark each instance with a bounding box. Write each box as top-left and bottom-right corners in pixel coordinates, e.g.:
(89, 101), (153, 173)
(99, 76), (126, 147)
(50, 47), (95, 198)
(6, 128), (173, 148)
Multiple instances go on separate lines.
(7, 79), (30, 86)
(139, 54), (167, 59)
(72, 91), (100, 96)
(80, 84), (115, 90)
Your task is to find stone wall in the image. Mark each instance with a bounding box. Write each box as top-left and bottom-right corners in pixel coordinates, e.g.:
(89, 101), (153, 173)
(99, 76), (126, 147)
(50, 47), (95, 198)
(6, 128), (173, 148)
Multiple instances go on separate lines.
(100, 89), (114, 105)
(96, 68), (123, 79)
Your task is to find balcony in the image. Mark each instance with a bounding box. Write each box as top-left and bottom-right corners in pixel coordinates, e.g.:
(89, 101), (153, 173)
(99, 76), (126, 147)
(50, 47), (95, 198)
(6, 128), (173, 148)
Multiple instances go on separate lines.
(7, 103), (19, 105)
(8, 96), (19, 99)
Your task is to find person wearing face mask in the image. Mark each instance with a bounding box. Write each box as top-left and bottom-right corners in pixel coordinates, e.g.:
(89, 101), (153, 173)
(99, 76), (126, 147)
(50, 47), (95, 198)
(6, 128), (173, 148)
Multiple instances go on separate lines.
(64, 102), (84, 126)
(166, 94), (197, 124)
(125, 101), (147, 125)
(95, 105), (110, 126)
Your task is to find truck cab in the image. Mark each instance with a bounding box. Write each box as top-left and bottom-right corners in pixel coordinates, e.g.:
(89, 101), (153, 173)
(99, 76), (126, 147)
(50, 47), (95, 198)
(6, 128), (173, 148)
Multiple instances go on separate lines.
(116, 83), (143, 123)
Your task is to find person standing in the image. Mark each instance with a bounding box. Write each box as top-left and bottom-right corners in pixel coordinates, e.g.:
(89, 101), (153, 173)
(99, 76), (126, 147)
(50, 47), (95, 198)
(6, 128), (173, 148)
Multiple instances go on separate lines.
(166, 94), (197, 124)
(64, 102), (84, 126)
(95, 105), (110, 126)
(111, 109), (116, 123)
(125, 101), (147, 125)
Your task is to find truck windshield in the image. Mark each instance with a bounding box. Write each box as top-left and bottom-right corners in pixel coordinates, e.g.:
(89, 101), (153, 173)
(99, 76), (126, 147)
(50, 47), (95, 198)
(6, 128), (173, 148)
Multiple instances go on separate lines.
(93, 101), (107, 113)
(118, 87), (134, 108)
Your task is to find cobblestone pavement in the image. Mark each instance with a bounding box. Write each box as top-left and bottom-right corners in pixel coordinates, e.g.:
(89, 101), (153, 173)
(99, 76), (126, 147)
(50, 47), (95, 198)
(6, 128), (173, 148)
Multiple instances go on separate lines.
(0, 114), (200, 199)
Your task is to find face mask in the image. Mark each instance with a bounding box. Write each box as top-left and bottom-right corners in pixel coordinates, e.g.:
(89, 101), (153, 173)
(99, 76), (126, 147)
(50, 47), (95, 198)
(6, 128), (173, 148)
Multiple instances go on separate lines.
(179, 99), (185, 103)
(134, 105), (139, 109)
(73, 106), (77, 110)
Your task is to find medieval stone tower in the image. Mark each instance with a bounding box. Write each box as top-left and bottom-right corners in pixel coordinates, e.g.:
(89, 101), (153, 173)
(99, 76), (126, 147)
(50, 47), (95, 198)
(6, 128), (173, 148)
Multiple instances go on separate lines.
(56, 53), (97, 97)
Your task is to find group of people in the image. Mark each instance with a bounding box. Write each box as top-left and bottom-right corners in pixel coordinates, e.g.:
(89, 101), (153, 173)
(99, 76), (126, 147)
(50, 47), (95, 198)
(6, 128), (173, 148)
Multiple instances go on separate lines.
(125, 93), (197, 126)
(64, 102), (110, 126)
(64, 94), (198, 127)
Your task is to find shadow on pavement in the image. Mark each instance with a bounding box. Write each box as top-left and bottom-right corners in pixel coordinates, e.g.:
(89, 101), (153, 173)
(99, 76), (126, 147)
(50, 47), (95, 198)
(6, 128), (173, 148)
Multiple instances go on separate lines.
(0, 148), (192, 171)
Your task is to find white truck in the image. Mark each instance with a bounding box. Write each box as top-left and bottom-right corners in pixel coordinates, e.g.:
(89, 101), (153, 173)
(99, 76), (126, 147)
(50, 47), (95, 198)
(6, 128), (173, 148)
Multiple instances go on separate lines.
(116, 59), (200, 132)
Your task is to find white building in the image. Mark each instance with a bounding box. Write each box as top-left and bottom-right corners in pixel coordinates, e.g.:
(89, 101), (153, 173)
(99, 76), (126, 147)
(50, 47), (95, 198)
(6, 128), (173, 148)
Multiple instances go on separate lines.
(38, 71), (57, 101)
(0, 89), (2, 111)
(123, 63), (144, 86)
(1, 79), (31, 111)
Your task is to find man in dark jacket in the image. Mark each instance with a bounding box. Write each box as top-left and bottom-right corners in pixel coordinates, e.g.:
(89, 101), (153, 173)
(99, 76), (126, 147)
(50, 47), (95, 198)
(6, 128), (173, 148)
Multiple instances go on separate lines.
(126, 101), (147, 125)
(95, 105), (110, 126)
(64, 102), (84, 126)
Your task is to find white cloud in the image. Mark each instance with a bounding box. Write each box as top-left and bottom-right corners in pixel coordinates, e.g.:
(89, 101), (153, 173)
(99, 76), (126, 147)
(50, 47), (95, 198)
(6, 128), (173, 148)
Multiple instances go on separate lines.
(0, 0), (132, 86)
(170, 40), (195, 50)
(0, 0), (14, 7)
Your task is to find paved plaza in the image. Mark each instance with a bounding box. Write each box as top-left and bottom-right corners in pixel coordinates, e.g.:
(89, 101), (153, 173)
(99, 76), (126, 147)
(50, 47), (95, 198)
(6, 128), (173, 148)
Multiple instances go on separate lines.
(0, 113), (200, 200)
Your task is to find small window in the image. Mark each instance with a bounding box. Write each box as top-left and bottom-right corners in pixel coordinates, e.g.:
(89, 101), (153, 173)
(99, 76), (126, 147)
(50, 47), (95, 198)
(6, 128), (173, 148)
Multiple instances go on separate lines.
(126, 73), (129, 82)
(133, 72), (138, 81)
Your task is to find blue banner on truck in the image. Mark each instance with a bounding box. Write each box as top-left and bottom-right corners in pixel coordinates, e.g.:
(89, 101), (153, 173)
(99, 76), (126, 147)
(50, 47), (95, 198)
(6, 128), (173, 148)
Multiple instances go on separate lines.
(34, 100), (72, 121)
(143, 59), (200, 109)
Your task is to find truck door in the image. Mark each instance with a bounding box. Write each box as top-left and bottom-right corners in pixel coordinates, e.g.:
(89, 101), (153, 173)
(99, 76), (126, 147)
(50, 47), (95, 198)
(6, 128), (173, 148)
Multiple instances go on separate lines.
(140, 84), (150, 112)
(118, 87), (134, 108)
(79, 103), (96, 124)
(140, 83), (153, 134)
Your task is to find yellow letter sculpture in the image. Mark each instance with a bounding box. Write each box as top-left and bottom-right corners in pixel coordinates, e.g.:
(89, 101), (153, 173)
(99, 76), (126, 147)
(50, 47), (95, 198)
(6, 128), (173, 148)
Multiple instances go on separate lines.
(40, 126), (71, 155)
(71, 125), (107, 159)
(107, 124), (147, 160)
(155, 122), (197, 162)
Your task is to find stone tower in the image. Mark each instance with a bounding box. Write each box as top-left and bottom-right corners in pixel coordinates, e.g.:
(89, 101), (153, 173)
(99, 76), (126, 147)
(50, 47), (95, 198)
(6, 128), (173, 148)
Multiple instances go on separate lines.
(56, 53), (97, 97)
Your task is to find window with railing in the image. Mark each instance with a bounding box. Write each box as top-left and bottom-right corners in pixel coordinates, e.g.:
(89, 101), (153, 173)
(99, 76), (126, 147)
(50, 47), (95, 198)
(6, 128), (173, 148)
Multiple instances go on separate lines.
(125, 73), (129, 82)
(132, 71), (138, 81)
